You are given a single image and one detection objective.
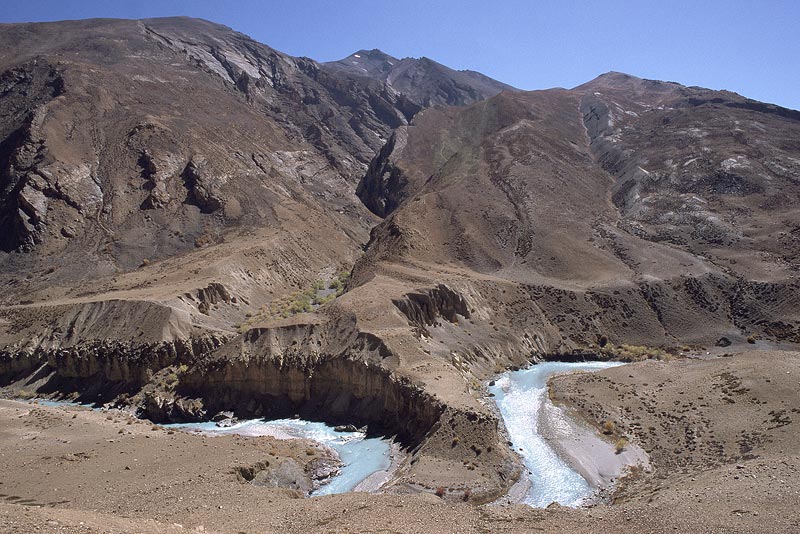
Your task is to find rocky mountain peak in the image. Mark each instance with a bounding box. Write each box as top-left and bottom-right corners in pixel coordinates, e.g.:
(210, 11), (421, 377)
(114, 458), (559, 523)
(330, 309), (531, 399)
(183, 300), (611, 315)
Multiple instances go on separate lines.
(331, 48), (400, 78)
(577, 70), (680, 93)
(347, 49), (399, 62)
(325, 51), (514, 108)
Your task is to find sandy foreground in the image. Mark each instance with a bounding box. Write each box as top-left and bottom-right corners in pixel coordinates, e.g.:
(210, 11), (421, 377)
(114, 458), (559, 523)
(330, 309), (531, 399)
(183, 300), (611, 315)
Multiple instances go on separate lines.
(1, 350), (799, 533)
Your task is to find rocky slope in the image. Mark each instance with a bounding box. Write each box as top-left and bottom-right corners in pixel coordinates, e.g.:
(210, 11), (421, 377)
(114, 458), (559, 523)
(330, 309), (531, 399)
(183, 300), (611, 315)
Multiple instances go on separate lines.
(324, 49), (514, 107)
(353, 75), (800, 351)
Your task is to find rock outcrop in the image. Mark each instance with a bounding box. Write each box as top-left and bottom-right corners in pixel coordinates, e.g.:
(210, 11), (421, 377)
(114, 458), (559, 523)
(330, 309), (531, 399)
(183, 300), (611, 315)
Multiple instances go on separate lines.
(0, 61), (66, 251)
(392, 284), (470, 333)
(356, 127), (409, 217)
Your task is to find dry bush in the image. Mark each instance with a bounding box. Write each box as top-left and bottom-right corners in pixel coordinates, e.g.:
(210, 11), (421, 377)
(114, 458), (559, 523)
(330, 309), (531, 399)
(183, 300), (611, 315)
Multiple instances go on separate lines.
(601, 343), (669, 362)
(602, 420), (615, 434)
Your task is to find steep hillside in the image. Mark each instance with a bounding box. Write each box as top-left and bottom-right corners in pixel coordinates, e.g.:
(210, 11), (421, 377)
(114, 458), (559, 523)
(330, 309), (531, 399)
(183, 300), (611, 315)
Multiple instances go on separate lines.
(354, 74), (800, 351)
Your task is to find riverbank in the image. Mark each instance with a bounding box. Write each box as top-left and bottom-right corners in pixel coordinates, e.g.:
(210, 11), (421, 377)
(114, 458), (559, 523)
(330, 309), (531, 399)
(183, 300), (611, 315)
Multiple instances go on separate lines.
(163, 417), (394, 495)
(547, 350), (800, 529)
(539, 387), (649, 495)
(488, 361), (631, 507)
(353, 441), (406, 493)
(2, 351), (799, 533)
(0, 398), (339, 511)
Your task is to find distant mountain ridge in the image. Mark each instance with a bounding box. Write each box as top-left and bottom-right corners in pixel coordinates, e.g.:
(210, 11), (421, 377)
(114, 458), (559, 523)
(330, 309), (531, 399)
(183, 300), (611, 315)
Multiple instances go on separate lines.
(324, 48), (515, 107)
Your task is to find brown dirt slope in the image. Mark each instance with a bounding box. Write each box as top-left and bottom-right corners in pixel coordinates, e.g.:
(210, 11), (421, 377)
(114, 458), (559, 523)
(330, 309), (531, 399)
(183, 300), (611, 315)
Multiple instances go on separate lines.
(354, 78), (800, 352)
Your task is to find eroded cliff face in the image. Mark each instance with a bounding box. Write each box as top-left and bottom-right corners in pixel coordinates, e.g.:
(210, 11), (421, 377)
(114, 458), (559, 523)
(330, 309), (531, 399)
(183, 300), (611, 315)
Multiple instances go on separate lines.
(0, 333), (228, 402)
(178, 350), (443, 444)
(392, 284), (471, 334)
(0, 297), (229, 399)
(0, 60), (66, 251)
(0, 293), (522, 500)
(146, 315), (443, 445)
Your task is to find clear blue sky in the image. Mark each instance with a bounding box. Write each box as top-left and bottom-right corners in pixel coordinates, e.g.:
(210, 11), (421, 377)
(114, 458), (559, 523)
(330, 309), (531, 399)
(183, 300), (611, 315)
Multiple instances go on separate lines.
(2, 0), (798, 110)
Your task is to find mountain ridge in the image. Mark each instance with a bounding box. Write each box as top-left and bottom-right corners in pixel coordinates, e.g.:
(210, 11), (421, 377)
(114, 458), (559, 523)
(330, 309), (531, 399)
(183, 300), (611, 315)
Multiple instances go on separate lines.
(324, 46), (515, 107)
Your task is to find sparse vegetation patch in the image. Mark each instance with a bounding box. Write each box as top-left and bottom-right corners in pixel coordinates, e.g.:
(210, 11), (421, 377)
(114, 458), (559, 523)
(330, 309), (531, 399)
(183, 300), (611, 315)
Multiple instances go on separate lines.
(600, 343), (670, 362)
(238, 269), (351, 331)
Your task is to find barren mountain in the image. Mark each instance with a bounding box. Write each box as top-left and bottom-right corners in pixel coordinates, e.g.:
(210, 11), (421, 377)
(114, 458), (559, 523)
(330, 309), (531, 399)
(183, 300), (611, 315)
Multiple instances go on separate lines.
(0, 16), (524, 497)
(324, 48), (514, 107)
(1, 15), (799, 534)
(355, 72), (800, 351)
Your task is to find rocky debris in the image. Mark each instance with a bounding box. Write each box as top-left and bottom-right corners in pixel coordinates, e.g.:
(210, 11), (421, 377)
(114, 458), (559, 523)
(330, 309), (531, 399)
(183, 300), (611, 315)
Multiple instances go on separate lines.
(181, 155), (225, 213)
(716, 336), (732, 347)
(211, 410), (234, 422)
(138, 150), (183, 209)
(141, 392), (206, 422)
(191, 282), (233, 315)
(235, 451), (341, 495)
(210, 409), (237, 427)
(214, 417), (236, 427)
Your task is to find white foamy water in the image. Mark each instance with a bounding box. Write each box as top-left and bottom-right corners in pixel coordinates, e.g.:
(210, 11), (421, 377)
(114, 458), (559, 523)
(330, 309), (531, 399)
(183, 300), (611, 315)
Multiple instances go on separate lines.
(164, 418), (392, 495)
(489, 361), (623, 507)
